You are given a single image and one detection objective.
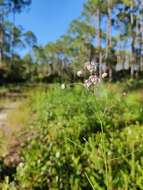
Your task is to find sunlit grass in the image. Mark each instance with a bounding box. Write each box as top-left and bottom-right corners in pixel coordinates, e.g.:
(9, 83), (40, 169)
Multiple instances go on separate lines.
(0, 86), (31, 157)
(0, 100), (30, 156)
(7, 101), (30, 130)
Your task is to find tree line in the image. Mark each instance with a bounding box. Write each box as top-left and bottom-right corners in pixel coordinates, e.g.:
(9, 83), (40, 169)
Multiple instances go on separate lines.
(0, 0), (37, 83)
(0, 0), (143, 83)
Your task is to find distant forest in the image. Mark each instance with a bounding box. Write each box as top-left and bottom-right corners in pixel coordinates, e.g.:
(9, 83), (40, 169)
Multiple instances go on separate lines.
(0, 0), (143, 83)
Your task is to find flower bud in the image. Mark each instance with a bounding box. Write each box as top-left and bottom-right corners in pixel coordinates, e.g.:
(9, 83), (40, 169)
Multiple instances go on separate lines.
(61, 83), (65, 89)
(77, 70), (83, 77)
(102, 73), (108, 78)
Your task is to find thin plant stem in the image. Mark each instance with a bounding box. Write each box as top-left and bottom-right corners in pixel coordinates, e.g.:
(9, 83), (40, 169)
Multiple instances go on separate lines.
(85, 172), (96, 190)
(131, 144), (135, 181)
(98, 117), (109, 189)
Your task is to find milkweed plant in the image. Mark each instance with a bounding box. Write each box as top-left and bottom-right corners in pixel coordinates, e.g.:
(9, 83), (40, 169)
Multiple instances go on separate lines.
(77, 62), (110, 189)
(77, 62), (107, 90)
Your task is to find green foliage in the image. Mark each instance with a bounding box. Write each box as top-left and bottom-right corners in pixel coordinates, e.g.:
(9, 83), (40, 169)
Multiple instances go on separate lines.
(0, 177), (17, 190)
(10, 83), (143, 189)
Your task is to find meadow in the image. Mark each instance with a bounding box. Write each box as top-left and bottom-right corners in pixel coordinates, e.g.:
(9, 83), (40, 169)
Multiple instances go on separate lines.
(1, 0), (143, 189)
(0, 80), (143, 189)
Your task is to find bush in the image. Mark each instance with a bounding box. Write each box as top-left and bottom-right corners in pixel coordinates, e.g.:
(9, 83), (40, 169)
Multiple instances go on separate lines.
(13, 83), (143, 189)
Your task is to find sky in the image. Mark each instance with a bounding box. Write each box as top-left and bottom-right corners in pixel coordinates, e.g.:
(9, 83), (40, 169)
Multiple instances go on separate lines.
(14, 0), (85, 46)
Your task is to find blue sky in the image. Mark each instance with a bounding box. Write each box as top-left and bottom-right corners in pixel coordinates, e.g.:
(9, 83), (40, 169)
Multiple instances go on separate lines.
(14, 0), (85, 45)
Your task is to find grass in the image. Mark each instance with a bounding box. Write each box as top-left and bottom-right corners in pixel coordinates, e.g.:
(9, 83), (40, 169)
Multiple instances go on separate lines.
(7, 100), (30, 130)
(0, 86), (32, 157)
(0, 81), (143, 189)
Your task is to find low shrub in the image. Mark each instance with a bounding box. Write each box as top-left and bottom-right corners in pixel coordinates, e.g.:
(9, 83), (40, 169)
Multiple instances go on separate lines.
(9, 83), (143, 189)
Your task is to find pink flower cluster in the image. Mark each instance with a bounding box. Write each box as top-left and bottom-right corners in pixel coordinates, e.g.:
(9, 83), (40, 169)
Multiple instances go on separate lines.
(85, 62), (97, 73)
(84, 75), (100, 88)
(77, 61), (107, 88)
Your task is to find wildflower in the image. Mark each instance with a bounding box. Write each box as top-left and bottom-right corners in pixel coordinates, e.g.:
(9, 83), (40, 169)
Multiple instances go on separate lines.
(102, 72), (108, 78)
(84, 79), (92, 88)
(56, 151), (60, 158)
(77, 70), (83, 77)
(18, 162), (24, 168)
(82, 61), (104, 90)
(61, 83), (65, 89)
(85, 62), (97, 73)
(123, 92), (127, 96)
(89, 75), (98, 84)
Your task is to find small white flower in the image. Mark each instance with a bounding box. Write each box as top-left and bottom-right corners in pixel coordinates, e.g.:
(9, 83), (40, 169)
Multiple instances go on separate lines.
(77, 70), (83, 77)
(18, 162), (24, 168)
(56, 152), (60, 158)
(61, 83), (65, 89)
(102, 73), (108, 78)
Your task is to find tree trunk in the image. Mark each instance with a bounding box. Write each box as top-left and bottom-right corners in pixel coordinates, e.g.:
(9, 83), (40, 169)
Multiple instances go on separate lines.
(10, 11), (16, 70)
(135, 16), (140, 77)
(106, 6), (112, 51)
(96, 8), (102, 78)
(97, 8), (101, 49)
(140, 22), (143, 71)
(0, 47), (3, 65)
(140, 1), (143, 71)
(0, 14), (4, 65)
(106, 1), (112, 81)
(130, 1), (136, 78)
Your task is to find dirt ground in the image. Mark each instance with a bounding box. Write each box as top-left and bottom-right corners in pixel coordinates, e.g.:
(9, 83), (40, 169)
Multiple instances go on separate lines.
(0, 93), (29, 166)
